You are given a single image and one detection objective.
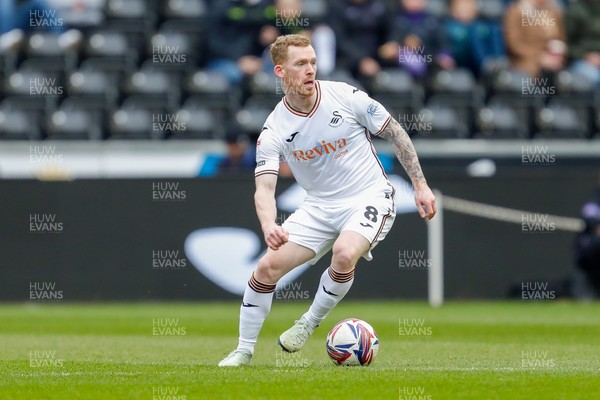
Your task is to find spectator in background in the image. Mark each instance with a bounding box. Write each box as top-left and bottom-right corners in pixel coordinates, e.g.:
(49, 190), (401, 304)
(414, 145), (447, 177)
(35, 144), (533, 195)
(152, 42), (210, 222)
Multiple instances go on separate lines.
(503, 0), (566, 78)
(445, 0), (505, 77)
(330, 0), (391, 81)
(261, 0), (315, 74)
(218, 129), (256, 173)
(207, 0), (279, 85)
(565, 0), (600, 85)
(380, 0), (454, 80)
(574, 189), (600, 297)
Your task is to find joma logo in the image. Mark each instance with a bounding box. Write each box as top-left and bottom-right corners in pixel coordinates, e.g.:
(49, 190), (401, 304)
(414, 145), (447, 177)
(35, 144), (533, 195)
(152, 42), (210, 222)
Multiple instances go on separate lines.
(291, 139), (347, 161)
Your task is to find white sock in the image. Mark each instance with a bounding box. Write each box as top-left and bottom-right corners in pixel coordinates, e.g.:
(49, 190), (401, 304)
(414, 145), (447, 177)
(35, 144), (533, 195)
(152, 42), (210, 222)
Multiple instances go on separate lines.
(305, 267), (355, 327)
(237, 272), (276, 354)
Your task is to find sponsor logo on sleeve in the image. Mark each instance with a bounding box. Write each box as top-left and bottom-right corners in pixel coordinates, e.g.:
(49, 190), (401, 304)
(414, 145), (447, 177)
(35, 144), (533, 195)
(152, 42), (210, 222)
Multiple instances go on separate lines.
(367, 102), (379, 117)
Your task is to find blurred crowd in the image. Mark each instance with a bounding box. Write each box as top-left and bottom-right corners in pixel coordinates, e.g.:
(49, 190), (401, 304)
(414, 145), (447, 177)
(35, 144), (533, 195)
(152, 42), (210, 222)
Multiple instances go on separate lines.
(0, 0), (599, 154)
(201, 0), (598, 88)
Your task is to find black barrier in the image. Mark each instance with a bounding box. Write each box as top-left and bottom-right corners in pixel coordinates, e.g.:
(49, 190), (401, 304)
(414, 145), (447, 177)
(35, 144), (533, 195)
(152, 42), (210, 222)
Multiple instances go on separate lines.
(0, 171), (596, 301)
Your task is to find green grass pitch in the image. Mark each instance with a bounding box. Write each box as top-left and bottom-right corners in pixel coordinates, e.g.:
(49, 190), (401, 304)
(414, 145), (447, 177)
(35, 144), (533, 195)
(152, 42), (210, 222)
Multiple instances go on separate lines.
(1, 301), (599, 399)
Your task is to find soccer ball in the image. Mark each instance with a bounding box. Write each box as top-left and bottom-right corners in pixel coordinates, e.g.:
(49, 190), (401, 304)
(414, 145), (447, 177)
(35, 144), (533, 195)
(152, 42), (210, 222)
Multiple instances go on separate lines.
(325, 318), (379, 366)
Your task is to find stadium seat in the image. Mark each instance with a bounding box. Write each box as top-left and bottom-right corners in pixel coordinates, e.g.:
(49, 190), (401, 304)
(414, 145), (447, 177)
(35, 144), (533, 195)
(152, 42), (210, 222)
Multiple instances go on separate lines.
(163, 0), (207, 19)
(414, 103), (470, 138)
(0, 30), (24, 82)
(122, 69), (180, 110)
(371, 69), (414, 96)
(19, 58), (68, 88)
(66, 70), (120, 110)
(84, 30), (138, 71)
(169, 106), (218, 139)
(25, 33), (71, 73)
(247, 71), (283, 107)
(474, 103), (529, 139)
(147, 31), (197, 71)
(556, 70), (596, 107)
(85, 31), (130, 57)
(371, 69), (424, 111)
(236, 100), (273, 136)
(429, 68), (477, 96)
(490, 68), (532, 96)
(68, 69), (118, 98)
(427, 68), (483, 120)
(480, 57), (510, 98)
(184, 69), (235, 109)
(109, 107), (164, 140)
(55, 4), (104, 28)
(105, 0), (148, 19)
(3, 70), (62, 110)
(183, 70), (233, 137)
(0, 107), (43, 140)
(46, 109), (104, 140)
(534, 101), (590, 139)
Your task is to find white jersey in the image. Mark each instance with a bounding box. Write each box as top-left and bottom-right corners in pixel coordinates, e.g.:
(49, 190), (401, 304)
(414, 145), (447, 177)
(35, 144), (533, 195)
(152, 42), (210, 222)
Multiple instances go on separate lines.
(255, 80), (393, 201)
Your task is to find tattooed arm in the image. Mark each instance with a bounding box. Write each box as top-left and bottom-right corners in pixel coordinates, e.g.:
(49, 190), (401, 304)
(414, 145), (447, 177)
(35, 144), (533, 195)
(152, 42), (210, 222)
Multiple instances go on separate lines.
(379, 118), (437, 220)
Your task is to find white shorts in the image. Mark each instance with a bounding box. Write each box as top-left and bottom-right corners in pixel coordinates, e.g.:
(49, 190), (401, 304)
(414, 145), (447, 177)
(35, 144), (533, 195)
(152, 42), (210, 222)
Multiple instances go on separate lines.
(282, 187), (396, 265)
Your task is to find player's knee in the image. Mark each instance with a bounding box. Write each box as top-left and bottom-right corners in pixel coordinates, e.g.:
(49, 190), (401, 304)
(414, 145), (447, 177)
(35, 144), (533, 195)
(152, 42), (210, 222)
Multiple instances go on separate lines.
(255, 256), (279, 285)
(331, 245), (356, 272)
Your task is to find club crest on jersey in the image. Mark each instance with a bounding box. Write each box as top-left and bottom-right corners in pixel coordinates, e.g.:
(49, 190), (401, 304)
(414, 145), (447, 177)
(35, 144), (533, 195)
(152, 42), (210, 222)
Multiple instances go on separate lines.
(328, 111), (344, 127)
(367, 102), (379, 117)
(291, 139), (347, 161)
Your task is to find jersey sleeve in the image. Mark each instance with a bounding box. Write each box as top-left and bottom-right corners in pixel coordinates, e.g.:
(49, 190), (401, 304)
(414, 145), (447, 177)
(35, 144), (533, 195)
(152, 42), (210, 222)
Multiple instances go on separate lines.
(348, 86), (392, 136)
(255, 127), (281, 177)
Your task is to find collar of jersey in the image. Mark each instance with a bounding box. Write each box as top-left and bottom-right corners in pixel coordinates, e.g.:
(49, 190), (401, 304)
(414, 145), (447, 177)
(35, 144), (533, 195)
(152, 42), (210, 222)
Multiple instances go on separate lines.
(283, 80), (321, 118)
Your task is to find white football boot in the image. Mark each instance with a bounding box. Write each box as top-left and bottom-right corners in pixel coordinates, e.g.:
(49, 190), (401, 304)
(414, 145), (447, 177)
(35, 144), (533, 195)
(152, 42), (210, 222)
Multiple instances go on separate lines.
(278, 315), (317, 353)
(218, 349), (252, 367)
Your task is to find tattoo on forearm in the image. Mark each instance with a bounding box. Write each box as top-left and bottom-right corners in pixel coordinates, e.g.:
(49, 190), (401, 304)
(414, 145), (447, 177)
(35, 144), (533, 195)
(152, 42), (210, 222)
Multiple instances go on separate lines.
(380, 118), (425, 182)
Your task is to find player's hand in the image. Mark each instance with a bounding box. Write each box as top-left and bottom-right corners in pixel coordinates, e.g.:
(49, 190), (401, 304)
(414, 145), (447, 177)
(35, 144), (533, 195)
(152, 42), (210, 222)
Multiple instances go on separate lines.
(263, 224), (289, 251)
(413, 182), (436, 220)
